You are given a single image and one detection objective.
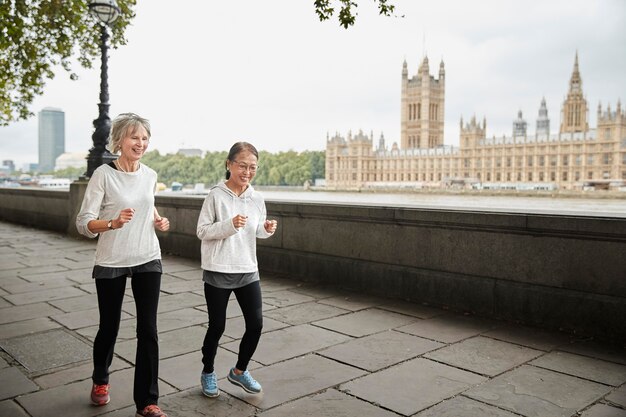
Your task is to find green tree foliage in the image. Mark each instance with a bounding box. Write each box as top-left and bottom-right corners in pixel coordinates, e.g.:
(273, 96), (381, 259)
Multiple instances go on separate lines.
(0, 0), (136, 125)
(314, 0), (398, 29)
(140, 150), (325, 188)
(52, 165), (85, 180)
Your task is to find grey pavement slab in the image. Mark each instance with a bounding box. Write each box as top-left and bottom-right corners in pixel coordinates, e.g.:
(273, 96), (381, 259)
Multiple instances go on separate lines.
(580, 404), (626, 417)
(160, 278), (203, 294)
(0, 302), (63, 325)
(167, 269), (203, 281)
(17, 367), (174, 417)
(77, 282), (97, 293)
(3, 286), (87, 305)
(313, 307), (417, 337)
(1, 277), (78, 294)
(0, 260), (23, 270)
(607, 384), (626, 408)
(223, 315), (289, 340)
(159, 350), (203, 391)
(0, 297), (10, 308)
(221, 354), (366, 410)
(531, 351), (626, 386)
(48, 293), (99, 312)
(0, 268), (28, 279)
(0, 399), (30, 417)
(12, 257), (67, 268)
(34, 359), (129, 389)
(259, 277), (301, 292)
(465, 365), (611, 417)
(424, 336), (543, 377)
(289, 284), (349, 299)
(161, 263), (200, 276)
(0, 367), (39, 400)
(340, 357), (486, 416)
(157, 307), (208, 332)
(115, 325), (207, 364)
(55, 259), (96, 272)
(26, 268), (95, 284)
(318, 293), (385, 311)
(0, 356), (8, 369)
(158, 387), (257, 417)
(142, 292), (205, 313)
(0, 276), (29, 289)
(99, 405), (135, 416)
(414, 396), (520, 417)
(318, 329), (444, 372)
(0, 329), (92, 372)
(396, 313), (498, 343)
(0, 317), (61, 339)
(261, 290), (316, 308)
(222, 323), (351, 365)
(258, 388), (398, 417)
(264, 301), (349, 326)
(77, 317), (137, 342)
(201, 300), (277, 319)
(11, 265), (70, 278)
(559, 340), (626, 365)
(378, 299), (445, 319)
(483, 324), (574, 351)
(53, 307), (132, 330)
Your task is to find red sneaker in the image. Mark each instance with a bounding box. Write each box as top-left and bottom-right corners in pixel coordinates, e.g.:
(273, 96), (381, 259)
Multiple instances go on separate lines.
(90, 383), (110, 405)
(136, 405), (168, 417)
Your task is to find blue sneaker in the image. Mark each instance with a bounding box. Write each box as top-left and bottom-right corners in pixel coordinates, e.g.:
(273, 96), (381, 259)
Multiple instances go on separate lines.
(200, 372), (219, 398)
(227, 368), (262, 394)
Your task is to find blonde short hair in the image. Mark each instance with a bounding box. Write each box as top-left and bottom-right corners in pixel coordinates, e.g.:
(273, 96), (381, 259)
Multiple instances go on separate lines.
(107, 113), (151, 154)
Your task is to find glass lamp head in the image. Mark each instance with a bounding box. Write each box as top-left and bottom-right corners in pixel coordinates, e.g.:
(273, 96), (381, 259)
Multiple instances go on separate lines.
(89, 0), (121, 25)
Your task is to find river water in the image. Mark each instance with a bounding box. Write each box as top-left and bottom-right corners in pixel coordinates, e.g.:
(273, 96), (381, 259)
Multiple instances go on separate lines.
(257, 190), (626, 218)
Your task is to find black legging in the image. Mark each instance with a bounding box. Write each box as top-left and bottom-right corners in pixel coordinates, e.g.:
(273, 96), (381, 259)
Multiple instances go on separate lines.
(202, 280), (263, 374)
(93, 272), (161, 410)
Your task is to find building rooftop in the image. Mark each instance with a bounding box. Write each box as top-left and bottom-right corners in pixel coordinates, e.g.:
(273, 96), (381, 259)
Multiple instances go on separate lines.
(0, 220), (625, 417)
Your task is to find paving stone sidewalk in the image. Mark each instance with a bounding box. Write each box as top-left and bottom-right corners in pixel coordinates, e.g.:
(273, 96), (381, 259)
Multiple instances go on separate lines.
(1, 220), (625, 417)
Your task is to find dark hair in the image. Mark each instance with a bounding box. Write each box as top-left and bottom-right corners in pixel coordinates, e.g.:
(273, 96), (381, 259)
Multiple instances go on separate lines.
(225, 141), (259, 179)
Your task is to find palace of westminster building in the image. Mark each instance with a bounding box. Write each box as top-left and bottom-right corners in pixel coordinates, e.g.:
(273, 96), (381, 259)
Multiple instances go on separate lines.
(325, 53), (626, 190)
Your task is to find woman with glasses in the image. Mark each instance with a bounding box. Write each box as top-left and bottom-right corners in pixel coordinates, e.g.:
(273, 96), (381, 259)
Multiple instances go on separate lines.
(196, 141), (277, 398)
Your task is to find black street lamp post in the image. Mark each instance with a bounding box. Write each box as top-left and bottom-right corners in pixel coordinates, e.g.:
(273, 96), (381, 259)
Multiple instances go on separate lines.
(84, 0), (121, 179)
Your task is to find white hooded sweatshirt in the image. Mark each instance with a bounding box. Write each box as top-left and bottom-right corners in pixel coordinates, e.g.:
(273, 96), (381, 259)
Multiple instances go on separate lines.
(197, 182), (273, 273)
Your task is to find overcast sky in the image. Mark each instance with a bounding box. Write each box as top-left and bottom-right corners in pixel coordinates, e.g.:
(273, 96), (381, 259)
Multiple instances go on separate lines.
(1, 0), (625, 166)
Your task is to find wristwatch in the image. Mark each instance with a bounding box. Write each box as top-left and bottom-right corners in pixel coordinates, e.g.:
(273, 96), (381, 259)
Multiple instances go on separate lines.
(107, 220), (114, 230)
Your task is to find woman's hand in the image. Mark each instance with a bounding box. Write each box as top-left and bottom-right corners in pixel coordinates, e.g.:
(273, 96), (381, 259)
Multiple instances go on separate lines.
(154, 216), (170, 232)
(232, 214), (248, 229)
(114, 208), (135, 229)
(264, 219), (278, 234)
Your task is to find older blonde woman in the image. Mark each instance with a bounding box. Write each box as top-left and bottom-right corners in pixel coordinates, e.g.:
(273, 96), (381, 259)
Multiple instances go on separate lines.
(76, 113), (169, 417)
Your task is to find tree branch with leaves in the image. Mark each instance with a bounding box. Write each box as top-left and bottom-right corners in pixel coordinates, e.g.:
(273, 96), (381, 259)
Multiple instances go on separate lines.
(0, 0), (136, 125)
(314, 0), (397, 29)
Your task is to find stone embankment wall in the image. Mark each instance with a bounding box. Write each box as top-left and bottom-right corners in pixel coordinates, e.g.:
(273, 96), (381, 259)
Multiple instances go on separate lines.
(1, 188), (625, 340)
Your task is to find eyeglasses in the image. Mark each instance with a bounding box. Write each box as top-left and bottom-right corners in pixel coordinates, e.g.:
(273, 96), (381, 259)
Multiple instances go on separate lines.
(232, 161), (258, 173)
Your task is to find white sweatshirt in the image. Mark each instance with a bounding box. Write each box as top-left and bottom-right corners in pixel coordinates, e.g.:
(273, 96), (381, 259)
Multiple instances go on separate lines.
(197, 182), (273, 273)
(76, 163), (161, 267)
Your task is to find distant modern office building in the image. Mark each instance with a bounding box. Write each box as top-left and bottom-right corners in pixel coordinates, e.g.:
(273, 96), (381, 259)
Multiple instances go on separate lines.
(326, 53), (626, 190)
(22, 163), (38, 173)
(38, 107), (65, 172)
(2, 160), (15, 173)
